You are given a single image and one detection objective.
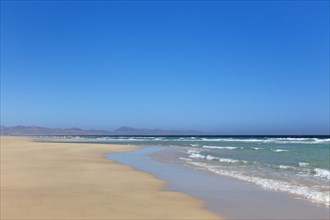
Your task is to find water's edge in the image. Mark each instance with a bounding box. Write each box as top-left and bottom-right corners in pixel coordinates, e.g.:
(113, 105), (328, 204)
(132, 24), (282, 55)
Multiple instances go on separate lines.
(106, 146), (329, 220)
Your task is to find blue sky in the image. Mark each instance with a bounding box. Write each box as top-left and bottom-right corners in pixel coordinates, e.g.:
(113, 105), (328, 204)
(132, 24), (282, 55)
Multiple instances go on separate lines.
(1, 0), (329, 134)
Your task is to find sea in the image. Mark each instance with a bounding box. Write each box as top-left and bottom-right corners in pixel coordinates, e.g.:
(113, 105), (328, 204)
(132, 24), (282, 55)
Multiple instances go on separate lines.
(49, 135), (330, 206)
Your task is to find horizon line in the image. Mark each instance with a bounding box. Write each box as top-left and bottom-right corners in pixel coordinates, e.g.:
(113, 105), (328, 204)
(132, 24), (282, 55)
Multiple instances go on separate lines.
(1, 124), (329, 136)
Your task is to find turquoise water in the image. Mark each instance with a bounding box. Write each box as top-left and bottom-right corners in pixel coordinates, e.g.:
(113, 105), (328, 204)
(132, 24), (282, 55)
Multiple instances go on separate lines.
(107, 147), (330, 219)
(51, 136), (330, 206)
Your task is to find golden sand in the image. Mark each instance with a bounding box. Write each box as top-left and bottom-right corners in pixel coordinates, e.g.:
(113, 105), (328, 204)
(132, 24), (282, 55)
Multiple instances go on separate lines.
(0, 136), (221, 219)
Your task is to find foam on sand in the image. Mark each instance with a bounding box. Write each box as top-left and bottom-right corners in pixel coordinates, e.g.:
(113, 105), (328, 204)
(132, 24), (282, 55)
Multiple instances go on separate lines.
(188, 161), (330, 206)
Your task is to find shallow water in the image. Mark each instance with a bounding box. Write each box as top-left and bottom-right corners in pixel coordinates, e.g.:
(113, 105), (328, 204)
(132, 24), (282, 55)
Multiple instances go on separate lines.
(48, 135), (330, 206)
(107, 146), (330, 219)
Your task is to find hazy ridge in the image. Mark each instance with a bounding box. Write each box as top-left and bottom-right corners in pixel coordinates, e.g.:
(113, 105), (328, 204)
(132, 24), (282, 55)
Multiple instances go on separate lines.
(0, 125), (207, 136)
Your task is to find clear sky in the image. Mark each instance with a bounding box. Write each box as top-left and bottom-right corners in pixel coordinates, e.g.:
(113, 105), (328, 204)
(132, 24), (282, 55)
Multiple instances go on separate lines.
(1, 0), (329, 135)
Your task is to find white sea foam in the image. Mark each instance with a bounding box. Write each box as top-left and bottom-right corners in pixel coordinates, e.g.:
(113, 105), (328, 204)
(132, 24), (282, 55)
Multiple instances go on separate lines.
(299, 162), (309, 167)
(278, 165), (290, 169)
(93, 137), (166, 141)
(179, 157), (192, 161)
(187, 150), (245, 164)
(252, 147), (262, 150)
(97, 137), (147, 141)
(190, 144), (199, 147)
(206, 155), (218, 160)
(188, 161), (330, 206)
(266, 138), (330, 144)
(278, 165), (296, 170)
(200, 155), (241, 163)
(202, 145), (238, 150)
(312, 138), (330, 143)
(201, 138), (269, 142)
(272, 149), (289, 152)
(61, 136), (330, 144)
(198, 137), (330, 144)
(314, 168), (330, 180)
(219, 158), (239, 163)
(187, 149), (200, 154)
(189, 153), (205, 159)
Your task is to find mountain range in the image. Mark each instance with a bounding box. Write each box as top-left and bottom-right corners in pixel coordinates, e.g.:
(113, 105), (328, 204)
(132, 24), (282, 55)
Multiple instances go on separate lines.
(0, 125), (208, 136)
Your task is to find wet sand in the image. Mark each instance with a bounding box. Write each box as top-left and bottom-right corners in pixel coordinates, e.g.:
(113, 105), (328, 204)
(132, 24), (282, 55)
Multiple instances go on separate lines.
(107, 146), (330, 220)
(0, 137), (220, 219)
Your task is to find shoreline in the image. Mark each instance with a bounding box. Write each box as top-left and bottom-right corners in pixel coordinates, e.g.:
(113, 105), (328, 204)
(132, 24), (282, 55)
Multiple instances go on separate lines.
(108, 146), (330, 219)
(0, 136), (221, 219)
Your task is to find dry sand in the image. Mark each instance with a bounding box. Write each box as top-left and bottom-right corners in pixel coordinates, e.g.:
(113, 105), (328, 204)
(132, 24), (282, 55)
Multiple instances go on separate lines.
(0, 136), (221, 219)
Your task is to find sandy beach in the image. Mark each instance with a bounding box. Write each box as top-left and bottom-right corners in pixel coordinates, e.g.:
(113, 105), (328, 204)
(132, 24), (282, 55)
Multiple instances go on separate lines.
(0, 136), (220, 219)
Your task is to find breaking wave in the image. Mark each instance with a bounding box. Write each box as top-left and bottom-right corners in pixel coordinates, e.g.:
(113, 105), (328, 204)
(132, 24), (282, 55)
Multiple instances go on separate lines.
(187, 161), (330, 206)
(202, 145), (238, 150)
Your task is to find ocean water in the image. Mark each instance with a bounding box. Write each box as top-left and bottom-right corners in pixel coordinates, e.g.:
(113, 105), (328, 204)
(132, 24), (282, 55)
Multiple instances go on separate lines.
(51, 136), (330, 206)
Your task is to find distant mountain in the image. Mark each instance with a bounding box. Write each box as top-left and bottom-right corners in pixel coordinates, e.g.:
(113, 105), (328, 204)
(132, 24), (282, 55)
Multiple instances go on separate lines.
(0, 125), (207, 136)
(0, 125), (111, 136)
(112, 126), (206, 135)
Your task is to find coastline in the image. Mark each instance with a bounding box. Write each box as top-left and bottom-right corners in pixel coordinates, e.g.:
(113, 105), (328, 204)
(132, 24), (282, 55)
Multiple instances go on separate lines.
(108, 146), (330, 220)
(0, 136), (220, 219)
